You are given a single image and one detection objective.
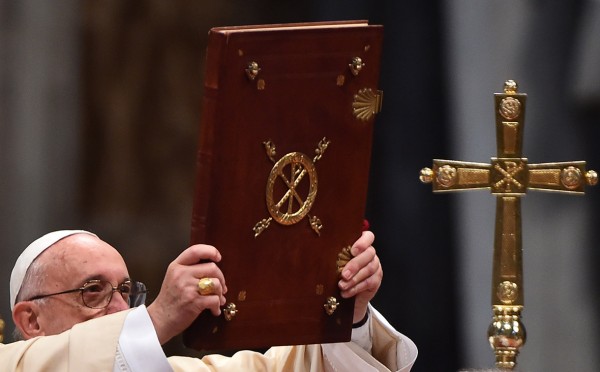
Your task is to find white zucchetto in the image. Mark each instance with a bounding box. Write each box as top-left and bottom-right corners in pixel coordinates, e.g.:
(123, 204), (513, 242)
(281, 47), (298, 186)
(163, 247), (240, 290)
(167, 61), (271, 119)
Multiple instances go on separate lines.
(10, 230), (97, 310)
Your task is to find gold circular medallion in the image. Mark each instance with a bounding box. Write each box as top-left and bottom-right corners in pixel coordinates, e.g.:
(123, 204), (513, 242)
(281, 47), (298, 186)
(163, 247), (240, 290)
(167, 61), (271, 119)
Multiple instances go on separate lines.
(266, 152), (318, 225)
(561, 166), (582, 190)
(497, 281), (519, 304)
(499, 97), (521, 120)
(436, 165), (457, 188)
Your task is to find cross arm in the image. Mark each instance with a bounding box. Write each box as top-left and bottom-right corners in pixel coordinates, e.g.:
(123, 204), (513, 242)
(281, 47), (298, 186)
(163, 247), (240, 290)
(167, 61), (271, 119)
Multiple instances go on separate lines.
(528, 161), (597, 194)
(420, 159), (492, 192)
(420, 159), (598, 194)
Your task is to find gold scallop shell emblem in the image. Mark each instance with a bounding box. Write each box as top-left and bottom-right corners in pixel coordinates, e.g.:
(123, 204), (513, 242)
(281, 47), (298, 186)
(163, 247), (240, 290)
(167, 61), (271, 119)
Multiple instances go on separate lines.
(352, 88), (383, 121)
(336, 245), (353, 275)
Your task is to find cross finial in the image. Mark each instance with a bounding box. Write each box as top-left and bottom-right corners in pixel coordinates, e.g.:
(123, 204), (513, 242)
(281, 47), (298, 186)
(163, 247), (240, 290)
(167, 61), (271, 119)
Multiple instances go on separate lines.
(504, 79), (518, 94)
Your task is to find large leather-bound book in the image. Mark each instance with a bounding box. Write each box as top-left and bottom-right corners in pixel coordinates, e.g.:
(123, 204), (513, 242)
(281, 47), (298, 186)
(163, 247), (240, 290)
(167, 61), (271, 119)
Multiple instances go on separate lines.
(185, 20), (384, 351)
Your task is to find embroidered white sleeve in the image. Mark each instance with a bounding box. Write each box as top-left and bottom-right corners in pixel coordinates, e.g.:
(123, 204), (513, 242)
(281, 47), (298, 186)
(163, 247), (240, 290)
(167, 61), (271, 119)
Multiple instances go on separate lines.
(113, 305), (173, 372)
(350, 305), (373, 353)
(114, 343), (132, 372)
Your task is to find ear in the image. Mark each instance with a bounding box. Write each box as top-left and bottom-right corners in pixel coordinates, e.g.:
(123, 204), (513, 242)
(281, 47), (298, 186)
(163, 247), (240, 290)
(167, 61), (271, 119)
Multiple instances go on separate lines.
(12, 302), (45, 340)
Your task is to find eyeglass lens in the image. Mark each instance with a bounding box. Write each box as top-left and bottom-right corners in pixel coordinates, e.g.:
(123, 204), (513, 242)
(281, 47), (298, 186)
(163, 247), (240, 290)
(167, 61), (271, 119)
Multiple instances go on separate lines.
(129, 281), (148, 307)
(82, 280), (132, 308)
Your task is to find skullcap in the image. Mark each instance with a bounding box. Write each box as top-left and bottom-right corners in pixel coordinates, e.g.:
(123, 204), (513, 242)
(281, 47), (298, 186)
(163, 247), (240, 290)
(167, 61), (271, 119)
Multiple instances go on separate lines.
(10, 230), (97, 310)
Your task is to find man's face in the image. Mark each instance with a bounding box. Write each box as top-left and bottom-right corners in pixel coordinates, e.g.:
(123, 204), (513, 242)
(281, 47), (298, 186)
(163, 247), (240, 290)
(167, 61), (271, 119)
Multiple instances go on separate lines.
(32, 233), (131, 336)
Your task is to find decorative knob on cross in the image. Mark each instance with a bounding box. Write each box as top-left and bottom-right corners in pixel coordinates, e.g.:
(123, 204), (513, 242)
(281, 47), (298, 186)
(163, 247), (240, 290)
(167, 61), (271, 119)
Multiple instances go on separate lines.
(420, 80), (596, 369)
(585, 170), (598, 186)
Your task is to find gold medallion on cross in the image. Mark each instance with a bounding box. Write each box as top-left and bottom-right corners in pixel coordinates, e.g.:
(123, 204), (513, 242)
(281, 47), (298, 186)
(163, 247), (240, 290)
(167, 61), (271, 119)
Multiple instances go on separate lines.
(420, 80), (597, 369)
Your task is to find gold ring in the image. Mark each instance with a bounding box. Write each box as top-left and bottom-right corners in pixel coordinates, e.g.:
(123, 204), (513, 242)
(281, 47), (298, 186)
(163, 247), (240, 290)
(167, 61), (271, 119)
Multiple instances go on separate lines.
(198, 278), (216, 295)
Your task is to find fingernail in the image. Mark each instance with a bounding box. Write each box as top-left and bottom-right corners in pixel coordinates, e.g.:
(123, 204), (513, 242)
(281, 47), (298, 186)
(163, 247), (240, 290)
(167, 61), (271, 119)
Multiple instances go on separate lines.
(342, 270), (352, 280)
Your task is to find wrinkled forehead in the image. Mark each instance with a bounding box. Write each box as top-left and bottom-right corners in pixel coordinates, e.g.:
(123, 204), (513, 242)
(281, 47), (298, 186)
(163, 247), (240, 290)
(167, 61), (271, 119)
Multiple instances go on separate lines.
(11, 231), (130, 309)
(42, 234), (130, 283)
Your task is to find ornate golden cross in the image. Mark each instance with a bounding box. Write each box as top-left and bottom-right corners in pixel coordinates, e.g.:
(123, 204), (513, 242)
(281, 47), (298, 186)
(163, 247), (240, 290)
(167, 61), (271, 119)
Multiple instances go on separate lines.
(420, 80), (597, 369)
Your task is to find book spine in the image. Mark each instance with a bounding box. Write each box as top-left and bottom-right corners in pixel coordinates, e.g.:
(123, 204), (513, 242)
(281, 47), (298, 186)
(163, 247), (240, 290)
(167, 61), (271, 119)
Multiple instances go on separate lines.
(190, 30), (226, 244)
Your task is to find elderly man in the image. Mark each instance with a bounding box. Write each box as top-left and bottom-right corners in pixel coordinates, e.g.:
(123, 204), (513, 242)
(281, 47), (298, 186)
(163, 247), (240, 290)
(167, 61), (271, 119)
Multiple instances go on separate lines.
(1, 230), (417, 371)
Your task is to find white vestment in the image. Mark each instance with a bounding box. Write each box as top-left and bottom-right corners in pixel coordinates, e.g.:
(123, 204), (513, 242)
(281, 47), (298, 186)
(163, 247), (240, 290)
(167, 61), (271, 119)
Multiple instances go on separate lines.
(1, 304), (417, 371)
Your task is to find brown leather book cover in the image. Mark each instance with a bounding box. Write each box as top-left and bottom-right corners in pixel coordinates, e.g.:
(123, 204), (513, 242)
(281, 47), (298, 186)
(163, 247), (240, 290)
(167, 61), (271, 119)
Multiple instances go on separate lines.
(185, 20), (384, 351)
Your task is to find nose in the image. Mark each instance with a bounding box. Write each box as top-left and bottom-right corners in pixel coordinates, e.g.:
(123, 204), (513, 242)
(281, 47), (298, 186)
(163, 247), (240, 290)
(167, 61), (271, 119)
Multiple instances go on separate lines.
(106, 290), (130, 314)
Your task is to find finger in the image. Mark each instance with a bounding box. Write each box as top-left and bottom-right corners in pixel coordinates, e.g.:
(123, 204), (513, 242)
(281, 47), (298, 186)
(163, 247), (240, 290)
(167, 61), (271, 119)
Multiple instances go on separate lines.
(194, 293), (224, 316)
(347, 254), (380, 287)
(340, 274), (379, 298)
(350, 230), (375, 257)
(339, 253), (380, 291)
(166, 261), (226, 291)
(196, 277), (225, 297)
(341, 245), (376, 280)
(176, 244), (222, 266)
(186, 277), (227, 312)
(188, 262), (228, 294)
(199, 279), (227, 310)
(340, 259), (382, 298)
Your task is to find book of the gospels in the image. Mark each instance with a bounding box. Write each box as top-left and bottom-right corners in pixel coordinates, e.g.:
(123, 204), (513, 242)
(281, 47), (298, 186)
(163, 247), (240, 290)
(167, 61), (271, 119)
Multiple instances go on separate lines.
(185, 20), (384, 351)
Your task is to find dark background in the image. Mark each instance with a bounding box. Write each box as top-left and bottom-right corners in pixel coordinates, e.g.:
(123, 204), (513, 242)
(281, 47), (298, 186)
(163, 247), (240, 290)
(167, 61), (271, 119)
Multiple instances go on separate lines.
(2, 1), (600, 371)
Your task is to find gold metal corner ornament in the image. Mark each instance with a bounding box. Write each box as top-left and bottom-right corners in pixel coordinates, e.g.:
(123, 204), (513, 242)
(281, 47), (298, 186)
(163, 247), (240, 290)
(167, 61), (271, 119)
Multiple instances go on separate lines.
(253, 217), (272, 238)
(349, 57), (365, 76)
(223, 303), (237, 321)
(353, 88), (383, 121)
(309, 215), (323, 235)
(245, 61), (261, 81)
(324, 297), (339, 315)
(263, 140), (277, 162)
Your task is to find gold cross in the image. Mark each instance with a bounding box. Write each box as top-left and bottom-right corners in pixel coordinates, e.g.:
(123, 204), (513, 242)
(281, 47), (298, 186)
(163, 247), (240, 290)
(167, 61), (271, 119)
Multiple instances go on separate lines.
(420, 80), (597, 369)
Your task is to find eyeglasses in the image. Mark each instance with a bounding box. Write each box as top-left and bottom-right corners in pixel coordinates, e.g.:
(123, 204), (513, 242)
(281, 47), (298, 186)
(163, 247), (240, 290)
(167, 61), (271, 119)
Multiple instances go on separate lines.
(27, 279), (148, 309)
